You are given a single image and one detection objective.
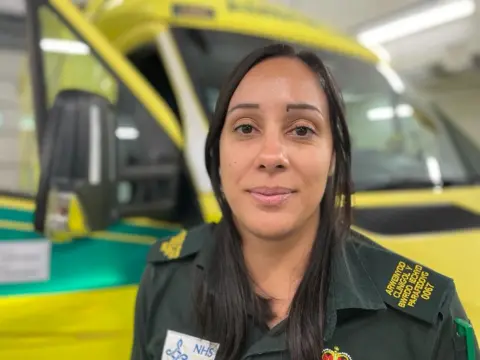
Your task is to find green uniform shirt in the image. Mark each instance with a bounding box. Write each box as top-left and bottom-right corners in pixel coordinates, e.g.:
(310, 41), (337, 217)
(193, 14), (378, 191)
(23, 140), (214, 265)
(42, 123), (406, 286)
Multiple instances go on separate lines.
(131, 223), (479, 360)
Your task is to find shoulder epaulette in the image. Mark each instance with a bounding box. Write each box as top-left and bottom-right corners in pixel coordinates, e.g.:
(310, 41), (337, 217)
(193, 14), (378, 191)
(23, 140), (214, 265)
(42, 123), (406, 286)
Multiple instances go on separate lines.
(351, 230), (454, 324)
(147, 223), (213, 263)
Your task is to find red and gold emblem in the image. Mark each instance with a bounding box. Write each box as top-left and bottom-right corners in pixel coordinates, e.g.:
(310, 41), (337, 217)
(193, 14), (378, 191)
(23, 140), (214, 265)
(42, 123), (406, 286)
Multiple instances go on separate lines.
(321, 346), (352, 360)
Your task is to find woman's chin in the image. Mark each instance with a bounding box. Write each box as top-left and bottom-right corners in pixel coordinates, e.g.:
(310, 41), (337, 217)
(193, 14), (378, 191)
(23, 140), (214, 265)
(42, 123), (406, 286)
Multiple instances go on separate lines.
(239, 212), (299, 240)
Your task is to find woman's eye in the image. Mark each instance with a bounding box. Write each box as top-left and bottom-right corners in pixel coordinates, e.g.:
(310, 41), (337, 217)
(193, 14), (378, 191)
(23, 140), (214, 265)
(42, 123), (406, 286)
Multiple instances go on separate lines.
(235, 124), (255, 134)
(292, 126), (314, 137)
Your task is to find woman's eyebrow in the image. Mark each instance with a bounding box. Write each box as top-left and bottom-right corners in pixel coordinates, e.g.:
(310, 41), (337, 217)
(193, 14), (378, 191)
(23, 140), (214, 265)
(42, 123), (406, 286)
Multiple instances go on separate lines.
(286, 103), (322, 114)
(228, 103), (260, 114)
(227, 102), (324, 116)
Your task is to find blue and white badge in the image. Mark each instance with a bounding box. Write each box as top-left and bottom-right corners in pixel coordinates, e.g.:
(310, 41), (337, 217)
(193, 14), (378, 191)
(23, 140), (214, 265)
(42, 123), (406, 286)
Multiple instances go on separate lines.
(162, 330), (220, 360)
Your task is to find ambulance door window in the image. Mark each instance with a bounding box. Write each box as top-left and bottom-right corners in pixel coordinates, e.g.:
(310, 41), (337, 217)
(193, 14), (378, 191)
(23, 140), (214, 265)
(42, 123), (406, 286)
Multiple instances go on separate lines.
(125, 44), (204, 226)
(36, 5), (185, 222)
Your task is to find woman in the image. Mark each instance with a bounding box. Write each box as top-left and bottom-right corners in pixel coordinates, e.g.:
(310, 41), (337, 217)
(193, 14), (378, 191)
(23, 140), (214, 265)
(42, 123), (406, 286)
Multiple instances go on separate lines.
(131, 44), (478, 360)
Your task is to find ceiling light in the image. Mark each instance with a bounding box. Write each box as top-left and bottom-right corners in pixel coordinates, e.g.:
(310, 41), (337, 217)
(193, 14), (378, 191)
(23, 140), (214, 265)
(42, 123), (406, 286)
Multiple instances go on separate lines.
(357, 0), (476, 45)
(367, 104), (414, 121)
(40, 38), (90, 55)
(116, 126), (139, 140)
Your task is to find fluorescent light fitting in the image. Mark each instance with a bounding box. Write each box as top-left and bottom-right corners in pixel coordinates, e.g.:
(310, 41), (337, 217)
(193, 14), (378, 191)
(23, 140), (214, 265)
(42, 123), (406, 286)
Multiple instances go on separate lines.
(367, 104), (413, 121)
(358, 0), (476, 45)
(40, 38), (90, 55)
(116, 126), (139, 140)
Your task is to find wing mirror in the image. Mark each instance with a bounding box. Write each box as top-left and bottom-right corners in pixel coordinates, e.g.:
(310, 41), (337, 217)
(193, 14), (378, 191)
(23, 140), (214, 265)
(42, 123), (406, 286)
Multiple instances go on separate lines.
(34, 89), (185, 241)
(34, 90), (117, 241)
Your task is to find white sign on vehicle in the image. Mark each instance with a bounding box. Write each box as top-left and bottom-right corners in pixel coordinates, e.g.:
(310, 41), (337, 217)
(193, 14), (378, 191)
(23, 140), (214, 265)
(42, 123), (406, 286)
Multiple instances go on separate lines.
(0, 240), (51, 284)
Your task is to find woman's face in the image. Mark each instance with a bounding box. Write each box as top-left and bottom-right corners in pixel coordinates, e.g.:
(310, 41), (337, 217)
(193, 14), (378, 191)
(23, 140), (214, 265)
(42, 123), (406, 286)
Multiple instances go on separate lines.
(219, 57), (334, 239)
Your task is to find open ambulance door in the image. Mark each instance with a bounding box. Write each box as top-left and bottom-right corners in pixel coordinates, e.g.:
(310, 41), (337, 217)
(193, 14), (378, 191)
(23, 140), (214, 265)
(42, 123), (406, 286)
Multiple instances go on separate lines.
(25, 0), (197, 241)
(1, 2), (203, 358)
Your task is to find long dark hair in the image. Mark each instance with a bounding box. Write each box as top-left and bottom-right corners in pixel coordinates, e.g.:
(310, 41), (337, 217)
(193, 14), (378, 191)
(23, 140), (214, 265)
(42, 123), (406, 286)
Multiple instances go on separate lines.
(195, 43), (352, 360)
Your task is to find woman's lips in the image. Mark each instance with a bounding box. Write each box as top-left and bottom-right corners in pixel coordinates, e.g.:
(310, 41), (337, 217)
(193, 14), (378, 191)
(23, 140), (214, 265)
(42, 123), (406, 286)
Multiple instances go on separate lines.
(247, 187), (295, 206)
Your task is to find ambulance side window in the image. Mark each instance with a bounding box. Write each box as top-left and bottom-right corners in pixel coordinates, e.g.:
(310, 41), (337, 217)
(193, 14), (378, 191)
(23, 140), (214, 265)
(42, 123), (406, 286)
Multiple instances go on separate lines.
(114, 45), (182, 216)
(128, 45), (180, 121)
(123, 44), (204, 226)
(115, 44), (180, 186)
(115, 82), (183, 221)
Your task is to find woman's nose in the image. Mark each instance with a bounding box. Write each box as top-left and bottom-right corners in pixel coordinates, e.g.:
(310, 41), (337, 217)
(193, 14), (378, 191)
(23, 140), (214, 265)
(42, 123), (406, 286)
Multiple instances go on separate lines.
(254, 132), (289, 172)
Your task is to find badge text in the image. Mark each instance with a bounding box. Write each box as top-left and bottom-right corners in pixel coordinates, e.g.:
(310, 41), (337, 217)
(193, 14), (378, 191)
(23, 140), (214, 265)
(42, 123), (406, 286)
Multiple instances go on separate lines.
(385, 261), (435, 308)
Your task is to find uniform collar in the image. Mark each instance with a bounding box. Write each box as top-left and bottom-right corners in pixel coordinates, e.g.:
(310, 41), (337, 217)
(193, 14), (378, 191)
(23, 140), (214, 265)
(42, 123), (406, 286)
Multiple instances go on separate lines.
(193, 222), (218, 271)
(323, 233), (387, 340)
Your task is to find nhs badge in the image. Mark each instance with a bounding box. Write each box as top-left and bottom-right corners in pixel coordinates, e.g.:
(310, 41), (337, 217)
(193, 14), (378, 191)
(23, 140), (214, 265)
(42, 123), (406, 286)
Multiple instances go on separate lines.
(162, 330), (220, 360)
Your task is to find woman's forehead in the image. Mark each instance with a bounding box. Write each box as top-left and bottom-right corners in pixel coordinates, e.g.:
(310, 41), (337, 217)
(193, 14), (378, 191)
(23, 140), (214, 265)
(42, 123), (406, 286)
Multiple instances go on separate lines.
(229, 57), (326, 108)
